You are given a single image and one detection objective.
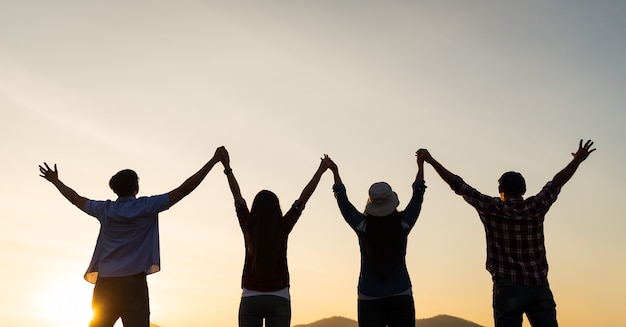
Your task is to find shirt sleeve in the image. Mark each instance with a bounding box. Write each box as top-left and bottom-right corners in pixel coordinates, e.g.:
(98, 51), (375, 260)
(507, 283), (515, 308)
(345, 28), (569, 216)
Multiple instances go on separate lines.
(84, 200), (108, 219)
(332, 183), (366, 231)
(450, 176), (500, 213)
(400, 180), (427, 230)
(281, 200), (304, 233)
(142, 194), (171, 214)
(235, 198), (249, 230)
(525, 181), (561, 213)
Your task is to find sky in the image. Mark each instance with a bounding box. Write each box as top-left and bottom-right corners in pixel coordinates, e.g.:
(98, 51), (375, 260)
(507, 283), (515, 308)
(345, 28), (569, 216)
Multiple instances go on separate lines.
(1, 1), (625, 327)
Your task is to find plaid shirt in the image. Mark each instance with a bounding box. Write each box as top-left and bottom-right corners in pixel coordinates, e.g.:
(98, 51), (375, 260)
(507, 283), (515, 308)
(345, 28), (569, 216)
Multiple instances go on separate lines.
(235, 198), (303, 291)
(449, 176), (561, 286)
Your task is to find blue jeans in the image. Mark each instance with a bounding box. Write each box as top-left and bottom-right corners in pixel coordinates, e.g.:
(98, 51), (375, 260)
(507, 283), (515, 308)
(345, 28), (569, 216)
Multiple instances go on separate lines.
(239, 295), (291, 327)
(492, 276), (558, 327)
(89, 273), (150, 327)
(358, 295), (415, 327)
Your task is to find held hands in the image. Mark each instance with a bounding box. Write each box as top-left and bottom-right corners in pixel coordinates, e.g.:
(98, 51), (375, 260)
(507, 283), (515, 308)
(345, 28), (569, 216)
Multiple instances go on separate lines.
(321, 154), (338, 173)
(572, 139), (596, 163)
(318, 154), (331, 172)
(39, 162), (59, 183)
(215, 146), (230, 167)
(416, 149), (433, 164)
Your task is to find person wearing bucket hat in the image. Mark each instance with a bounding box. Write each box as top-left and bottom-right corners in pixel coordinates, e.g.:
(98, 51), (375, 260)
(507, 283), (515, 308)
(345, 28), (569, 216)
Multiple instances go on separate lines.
(219, 148), (332, 327)
(326, 153), (426, 327)
(417, 139), (596, 327)
(365, 182), (400, 216)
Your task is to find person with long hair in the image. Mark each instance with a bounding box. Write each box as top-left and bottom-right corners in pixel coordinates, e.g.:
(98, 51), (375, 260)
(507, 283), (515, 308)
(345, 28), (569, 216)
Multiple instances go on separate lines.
(326, 153), (426, 327)
(219, 148), (331, 327)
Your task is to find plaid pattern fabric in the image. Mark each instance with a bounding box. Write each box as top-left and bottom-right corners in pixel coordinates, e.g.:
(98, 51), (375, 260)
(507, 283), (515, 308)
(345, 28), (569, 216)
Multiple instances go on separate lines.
(449, 176), (561, 286)
(235, 199), (303, 291)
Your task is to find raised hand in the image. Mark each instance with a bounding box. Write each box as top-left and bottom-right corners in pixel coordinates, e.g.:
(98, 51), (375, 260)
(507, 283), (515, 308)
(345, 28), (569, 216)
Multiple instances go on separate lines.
(551, 139), (596, 187)
(319, 154), (331, 171)
(322, 155), (338, 173)
(39, 162), (59, 183)
(572, 139), (596, 163)
(416, 149), (433, 164)
(218, 146), (230, 168)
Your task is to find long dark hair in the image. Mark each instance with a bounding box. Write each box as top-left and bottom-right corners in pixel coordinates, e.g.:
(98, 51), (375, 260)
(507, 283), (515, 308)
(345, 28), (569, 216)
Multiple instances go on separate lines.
(363, 211), (405, 280)
(246, 190), (282, 280)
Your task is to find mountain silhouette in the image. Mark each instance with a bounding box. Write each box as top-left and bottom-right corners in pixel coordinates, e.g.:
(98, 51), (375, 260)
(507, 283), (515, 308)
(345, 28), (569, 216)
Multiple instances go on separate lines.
(294, 316), (357, 327)
(293, 314), (484, 327)
(148, 314), (482, 327)
(416, 315), (484, 327)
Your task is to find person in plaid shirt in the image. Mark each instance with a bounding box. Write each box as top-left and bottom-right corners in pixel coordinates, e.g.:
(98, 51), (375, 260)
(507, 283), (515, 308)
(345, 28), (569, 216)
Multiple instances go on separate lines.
(417, 139), (595, 327)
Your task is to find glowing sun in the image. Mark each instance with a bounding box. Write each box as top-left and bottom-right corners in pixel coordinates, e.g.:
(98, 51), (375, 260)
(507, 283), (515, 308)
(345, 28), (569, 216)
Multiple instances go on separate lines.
(34, 277), (95, 327)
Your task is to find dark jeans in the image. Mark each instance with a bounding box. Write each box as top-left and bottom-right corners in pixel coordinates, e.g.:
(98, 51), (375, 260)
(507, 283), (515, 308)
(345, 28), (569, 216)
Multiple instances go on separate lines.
(89, 273), (150, 327)
(492, 276), (558, 327)
(358, 295), (415, 327)
(239, 295), (291, 327)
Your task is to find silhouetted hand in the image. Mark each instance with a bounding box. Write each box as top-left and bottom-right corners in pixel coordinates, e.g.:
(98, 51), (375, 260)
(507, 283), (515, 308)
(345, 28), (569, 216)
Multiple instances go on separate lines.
(323, 156), (338, 173)
(219, 146), (230, 167)
(213, 146), (226, 162)
(572, 139), (596, 163)
(319, 154), (331, 171)
(415, 150), (424, 165)
(39, 162), (59, 183)
(416, 149), (433, 164)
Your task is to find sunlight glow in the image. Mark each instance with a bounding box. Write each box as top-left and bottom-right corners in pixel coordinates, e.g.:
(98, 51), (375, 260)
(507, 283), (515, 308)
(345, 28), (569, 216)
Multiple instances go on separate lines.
(33, 277), (94, 327)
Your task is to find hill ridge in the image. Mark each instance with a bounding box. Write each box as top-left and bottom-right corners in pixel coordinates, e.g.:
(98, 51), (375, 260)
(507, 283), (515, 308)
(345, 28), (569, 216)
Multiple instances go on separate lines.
(293, 314), (484, 327)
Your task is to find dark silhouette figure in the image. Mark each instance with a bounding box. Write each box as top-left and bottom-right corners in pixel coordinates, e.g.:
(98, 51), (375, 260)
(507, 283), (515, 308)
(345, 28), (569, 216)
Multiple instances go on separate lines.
(417, 139), (596, 327)
(219, 148), (331, 327)
(39, 146), (226, 327)
(326, 153), (426, 327)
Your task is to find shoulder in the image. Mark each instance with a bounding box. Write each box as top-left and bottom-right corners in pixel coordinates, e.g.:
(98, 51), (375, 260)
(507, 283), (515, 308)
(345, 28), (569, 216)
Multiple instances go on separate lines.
(133, 194), (171, 212)
(85, 199), (112, 208)
(139, 194), (170, 204)
(533, 181), (561, 201)
(83, 199), (113, 217)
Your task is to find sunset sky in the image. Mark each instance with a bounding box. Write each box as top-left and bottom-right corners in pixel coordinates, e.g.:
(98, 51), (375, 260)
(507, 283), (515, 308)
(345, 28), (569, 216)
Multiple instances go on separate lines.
(1, 1), (625, 327)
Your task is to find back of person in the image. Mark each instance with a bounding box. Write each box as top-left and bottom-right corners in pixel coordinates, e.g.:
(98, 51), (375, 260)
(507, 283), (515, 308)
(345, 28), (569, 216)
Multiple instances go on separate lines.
(85, 195), (169, 281)
(40, 147), (225, 327)
(98, 197), (160, 225)
(219, 148), (332, 327)
(327, 153), (426, 327)
(417, 140), (596, 327)
(357, 213), (410, 296)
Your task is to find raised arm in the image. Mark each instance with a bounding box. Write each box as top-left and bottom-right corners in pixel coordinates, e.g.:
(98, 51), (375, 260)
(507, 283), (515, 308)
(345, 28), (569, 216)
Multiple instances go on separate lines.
(220, 147), (243, 201)
(551, 139), (596, 187)
(417, 149), (457, 186)
(416, 150), (424, 182)
(296, 154), (331, 206)
(326, 156), (342, 185)
(39, 162), (88, 211)
(168, 146), (223, 206)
